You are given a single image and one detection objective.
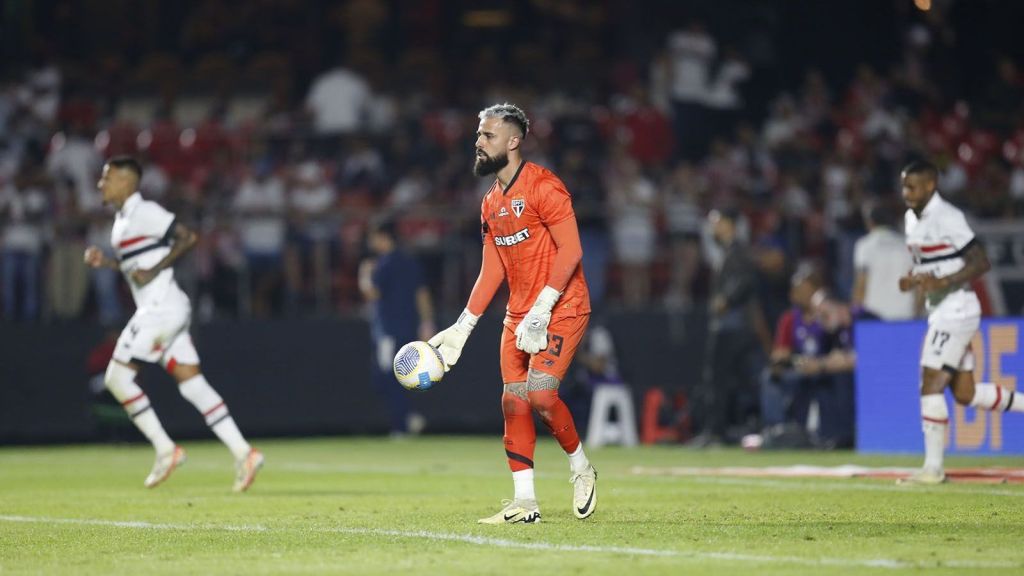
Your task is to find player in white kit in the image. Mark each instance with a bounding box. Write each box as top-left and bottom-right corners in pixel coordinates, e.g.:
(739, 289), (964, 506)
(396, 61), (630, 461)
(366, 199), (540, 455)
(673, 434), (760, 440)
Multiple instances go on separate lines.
(84, 157), (264, 491)
(897, 159), (1024, 485)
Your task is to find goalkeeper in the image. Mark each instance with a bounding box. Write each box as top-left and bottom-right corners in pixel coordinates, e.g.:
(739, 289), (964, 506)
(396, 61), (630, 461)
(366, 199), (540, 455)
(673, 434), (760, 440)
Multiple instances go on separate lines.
(430, 103), (597, 524)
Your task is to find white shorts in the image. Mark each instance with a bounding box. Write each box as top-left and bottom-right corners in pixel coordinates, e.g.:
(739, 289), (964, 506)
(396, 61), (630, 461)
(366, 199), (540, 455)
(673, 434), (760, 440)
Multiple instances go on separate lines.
(113, 306), (200, 370)
(919, 315), (979, 372)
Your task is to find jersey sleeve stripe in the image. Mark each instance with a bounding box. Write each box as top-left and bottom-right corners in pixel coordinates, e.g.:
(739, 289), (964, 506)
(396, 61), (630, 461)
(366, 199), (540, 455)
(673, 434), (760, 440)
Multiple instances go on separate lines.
(920, 243), (953, 253)
(119, 241), (169, 261)
(918, 237), (977, 264)
(118, 236), (154, 248)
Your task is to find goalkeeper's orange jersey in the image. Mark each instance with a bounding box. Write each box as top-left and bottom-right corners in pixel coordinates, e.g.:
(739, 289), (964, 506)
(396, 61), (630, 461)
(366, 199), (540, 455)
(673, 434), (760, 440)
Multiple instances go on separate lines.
(480, 161), (591, 320)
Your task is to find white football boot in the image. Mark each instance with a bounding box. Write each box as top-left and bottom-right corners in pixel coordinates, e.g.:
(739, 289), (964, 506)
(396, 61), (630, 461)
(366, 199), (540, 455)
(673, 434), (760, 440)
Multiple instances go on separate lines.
(233, 448), (265, 492)
(144, 445), (186, 488)
(478, 499), (541, 524)
(571, 465), (598, 519)
(897, 467), (946, 485)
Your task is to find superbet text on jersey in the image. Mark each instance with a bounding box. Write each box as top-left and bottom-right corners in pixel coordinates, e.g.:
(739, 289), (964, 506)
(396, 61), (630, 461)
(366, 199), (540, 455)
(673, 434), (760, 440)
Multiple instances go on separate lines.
(479, 161), (590, 320)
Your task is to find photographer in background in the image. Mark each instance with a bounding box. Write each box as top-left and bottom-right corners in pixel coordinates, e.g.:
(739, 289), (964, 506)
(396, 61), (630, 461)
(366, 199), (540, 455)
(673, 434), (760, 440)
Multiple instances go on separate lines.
(760, 264), (857, 448)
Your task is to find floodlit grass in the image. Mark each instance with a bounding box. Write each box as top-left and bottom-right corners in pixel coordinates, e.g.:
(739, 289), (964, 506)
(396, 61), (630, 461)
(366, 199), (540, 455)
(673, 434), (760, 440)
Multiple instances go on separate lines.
(1, 437), (1023, 575)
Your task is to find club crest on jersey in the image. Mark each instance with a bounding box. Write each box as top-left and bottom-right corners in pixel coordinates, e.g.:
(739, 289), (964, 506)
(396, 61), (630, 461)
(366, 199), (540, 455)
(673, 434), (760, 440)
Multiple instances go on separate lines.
(498, 206), (509, 217)
(511, 198), (525, 218)
(494, 227), (531, 246)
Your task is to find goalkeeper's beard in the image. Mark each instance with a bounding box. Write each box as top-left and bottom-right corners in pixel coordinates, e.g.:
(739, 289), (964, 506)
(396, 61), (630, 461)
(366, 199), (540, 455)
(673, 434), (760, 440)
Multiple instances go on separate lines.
(474, 151), (509, 177)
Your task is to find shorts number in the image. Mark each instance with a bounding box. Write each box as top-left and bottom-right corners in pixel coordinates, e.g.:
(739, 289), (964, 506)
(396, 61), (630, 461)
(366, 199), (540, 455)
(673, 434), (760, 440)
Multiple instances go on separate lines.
(547, 334), (564, 357)
(931, 330), (950, 350)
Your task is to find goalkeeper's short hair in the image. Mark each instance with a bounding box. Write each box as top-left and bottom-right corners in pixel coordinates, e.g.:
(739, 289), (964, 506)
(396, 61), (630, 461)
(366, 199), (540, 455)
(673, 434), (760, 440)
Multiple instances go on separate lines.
(479, 103), (529, 139)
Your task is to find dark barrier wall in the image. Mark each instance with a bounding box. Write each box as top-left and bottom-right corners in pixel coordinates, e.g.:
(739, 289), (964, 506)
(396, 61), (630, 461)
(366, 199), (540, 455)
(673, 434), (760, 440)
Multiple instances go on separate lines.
(0, 311), (707, 444)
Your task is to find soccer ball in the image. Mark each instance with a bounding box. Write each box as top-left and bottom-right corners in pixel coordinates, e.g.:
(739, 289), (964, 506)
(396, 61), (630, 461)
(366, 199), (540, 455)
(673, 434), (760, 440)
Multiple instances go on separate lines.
(393, 341), (445, 391)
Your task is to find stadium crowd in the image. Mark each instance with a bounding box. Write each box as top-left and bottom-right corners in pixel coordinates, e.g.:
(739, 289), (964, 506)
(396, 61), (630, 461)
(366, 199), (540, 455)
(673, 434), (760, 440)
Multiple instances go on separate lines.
(2, 0), (1024, 446)
(2, 1), (1023, 445)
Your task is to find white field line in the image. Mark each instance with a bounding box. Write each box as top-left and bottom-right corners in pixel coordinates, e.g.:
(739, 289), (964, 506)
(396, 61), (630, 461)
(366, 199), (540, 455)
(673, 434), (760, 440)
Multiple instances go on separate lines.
(205, 461), (1024, 498)
(682, 475), (1024, 498)
(0, 514), (1020, 571)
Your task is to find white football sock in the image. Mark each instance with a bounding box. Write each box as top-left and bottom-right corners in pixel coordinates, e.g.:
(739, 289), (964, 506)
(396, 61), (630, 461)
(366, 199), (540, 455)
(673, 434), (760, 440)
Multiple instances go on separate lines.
(105, 362), (175, 454)
(512, 469), (536, 502)
(970, 383), (1024, 413)
(129, 403), (176, 455)
(567, 443), (590, 474)
(920, 394), (948, 472)
(179, 374), (250, 460)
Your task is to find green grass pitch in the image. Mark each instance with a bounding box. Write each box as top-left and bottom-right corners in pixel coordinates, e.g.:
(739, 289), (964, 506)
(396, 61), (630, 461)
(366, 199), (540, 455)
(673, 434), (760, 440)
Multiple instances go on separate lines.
(2, 437), (1023, 575)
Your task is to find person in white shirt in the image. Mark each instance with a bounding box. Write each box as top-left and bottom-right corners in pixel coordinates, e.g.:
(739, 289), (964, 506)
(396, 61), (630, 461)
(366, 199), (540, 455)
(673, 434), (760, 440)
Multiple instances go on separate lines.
(285, 161), (336, 312)
(0, 178), (48, 320)
(852, 204), (915, 320)
(665, 21), (716, 160)
(305, 61), (372, 135)
(233, 162), (287, 317)
(84, 156), (263, 492)
(897, 159), (1024, 485)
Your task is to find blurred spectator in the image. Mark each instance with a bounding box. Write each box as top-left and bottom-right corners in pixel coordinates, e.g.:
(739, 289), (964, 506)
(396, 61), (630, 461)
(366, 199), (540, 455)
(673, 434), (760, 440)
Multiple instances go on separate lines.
(45, 124), (121, 323)
(0, 171), (48, 321)
(233, 161), (287, 317)
(813, 295), (860, 447)
(936, 149), (968, 198)
(18, 62), (61, 131)
(559, 147), (609, 308)
(359, 218), (434, 436)
(705, 47), (751, 139)
(46, 125), (102, 212)
(611, 85), (674, 168)
(664, 21), (716, 160)
(968, 157), (1014, 219)
(1010, 151), (1024, 214)
(799, 70), (833, 132)
(305, 55), (373, 136)
(47, 176), (90, 320)
(195, 219), (246, 319)
(138, 157), (170, 200)
(284, 161), (337, 313)
(730, 123), (777, 198)
(691, 208), (762, 447)
(386, 165), (431, 210)
(852, 203), (916, 320)
(607, 154), (657, 308)
(337, 137), (385, 192)
(661, 162), (705, 310)
(762, 95), (803, 150)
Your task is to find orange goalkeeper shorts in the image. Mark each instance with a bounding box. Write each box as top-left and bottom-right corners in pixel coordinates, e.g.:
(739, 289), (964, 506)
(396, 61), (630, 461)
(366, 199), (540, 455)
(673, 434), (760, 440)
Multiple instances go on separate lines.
(500, 313), (590, 384)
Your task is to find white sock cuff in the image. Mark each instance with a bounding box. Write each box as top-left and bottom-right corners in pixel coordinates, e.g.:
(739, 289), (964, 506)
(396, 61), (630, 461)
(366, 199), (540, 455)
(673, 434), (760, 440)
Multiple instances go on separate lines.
(178, 374), (228, 425)
(512, 468), (536, 501)
(970, 383), (997, 409)
(921, 394), (949, 424)
(971, 383), (1018, 412)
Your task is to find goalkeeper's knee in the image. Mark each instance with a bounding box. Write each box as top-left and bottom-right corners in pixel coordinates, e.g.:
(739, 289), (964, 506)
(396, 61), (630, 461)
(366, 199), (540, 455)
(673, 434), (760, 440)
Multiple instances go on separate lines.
(526, 370), (562, 418)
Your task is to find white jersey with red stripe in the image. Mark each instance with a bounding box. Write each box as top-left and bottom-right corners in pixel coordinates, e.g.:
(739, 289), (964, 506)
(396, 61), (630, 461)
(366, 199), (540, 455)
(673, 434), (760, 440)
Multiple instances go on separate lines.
(110, 192), (190, 312)
(904, 191), (980, 322)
